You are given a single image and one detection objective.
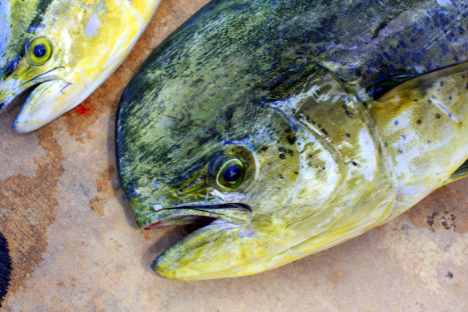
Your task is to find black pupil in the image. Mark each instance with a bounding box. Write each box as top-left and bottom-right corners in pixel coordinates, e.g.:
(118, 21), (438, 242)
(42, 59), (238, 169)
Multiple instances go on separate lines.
(223, 165), (242, 183)
(33, 44), (46, 58)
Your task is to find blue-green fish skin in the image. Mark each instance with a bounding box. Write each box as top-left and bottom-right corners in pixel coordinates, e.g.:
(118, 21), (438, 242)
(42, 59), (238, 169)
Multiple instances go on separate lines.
(116, 0), (468, 280)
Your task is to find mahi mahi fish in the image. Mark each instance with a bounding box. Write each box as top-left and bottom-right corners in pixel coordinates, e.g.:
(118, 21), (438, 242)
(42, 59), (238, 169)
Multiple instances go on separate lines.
(116, 0), (468, 281)
(0, 0), (161, 132)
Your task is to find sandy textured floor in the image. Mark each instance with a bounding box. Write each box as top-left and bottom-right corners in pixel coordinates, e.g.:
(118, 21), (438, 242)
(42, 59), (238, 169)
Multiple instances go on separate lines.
(0, 0), (467, 311)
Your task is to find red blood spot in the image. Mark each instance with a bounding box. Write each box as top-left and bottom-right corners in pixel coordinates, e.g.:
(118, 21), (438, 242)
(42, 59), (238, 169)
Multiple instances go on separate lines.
(74, 105), (92, 116)
(144, 221), (161, 230)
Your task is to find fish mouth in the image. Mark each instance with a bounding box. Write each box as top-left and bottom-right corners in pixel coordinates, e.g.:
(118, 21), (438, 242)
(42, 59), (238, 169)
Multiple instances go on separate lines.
(0, 66), (65, 131)
(147, 203), (253, 280)
(143, 203), (252, 230)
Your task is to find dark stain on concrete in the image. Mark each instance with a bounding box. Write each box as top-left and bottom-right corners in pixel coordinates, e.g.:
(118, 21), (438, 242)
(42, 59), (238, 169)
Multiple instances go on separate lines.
(405, 185), (468, 234)
(89, 166), (119, 216)
(0, 126), (64, 302)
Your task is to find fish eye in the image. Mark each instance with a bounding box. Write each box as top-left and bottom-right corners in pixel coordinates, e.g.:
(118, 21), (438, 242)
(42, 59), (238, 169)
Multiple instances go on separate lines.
(34, 45), (46, 58)
(27, 38), (53, 66)
(217, 159), (245, 189)
(208, 153), (247, 190)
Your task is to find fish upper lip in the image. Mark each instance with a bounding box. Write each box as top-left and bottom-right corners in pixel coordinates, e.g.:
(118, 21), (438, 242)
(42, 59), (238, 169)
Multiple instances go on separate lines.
(142, 203), (252, 230)
(0, 66), (64, 114)
(17, 66), (64, 88)
(166, 203), (252, 212)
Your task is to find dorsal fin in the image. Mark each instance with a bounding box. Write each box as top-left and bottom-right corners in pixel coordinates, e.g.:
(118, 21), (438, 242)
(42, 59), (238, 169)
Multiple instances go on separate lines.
(376, 61), (468, 101)
(444, 159), (468, 185)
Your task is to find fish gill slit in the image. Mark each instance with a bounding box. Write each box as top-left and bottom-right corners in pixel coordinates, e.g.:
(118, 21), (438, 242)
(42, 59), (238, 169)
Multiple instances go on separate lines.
(348, 90), (397, 196)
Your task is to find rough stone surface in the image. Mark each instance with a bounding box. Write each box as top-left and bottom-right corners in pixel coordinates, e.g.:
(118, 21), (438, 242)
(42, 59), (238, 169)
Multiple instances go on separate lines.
(0, 0), (468, 310)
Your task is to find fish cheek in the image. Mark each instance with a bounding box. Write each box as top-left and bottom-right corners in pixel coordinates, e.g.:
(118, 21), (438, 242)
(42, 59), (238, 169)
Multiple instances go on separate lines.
(42, 0), (109, 69)
(243, 118), (302, 220)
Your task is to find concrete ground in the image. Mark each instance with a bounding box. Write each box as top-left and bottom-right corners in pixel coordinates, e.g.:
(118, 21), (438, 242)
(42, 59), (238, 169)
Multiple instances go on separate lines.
(0, 0), (467, 310)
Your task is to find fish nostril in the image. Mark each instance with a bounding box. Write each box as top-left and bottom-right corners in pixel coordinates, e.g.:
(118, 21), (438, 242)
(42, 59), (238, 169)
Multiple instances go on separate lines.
(153, 204), (164, 211)
(4, 56), (21, 76)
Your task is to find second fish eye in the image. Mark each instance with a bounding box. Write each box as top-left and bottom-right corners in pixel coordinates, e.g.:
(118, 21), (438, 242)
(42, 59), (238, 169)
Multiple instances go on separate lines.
(27, 37), (53, 66)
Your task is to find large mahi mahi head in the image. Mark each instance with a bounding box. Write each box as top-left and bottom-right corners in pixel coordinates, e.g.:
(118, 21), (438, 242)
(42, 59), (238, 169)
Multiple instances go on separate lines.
(117, 0), (468, 280)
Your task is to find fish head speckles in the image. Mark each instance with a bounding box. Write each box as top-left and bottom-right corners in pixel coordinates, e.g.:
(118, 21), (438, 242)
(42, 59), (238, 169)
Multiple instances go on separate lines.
(117, 85), (305, 226)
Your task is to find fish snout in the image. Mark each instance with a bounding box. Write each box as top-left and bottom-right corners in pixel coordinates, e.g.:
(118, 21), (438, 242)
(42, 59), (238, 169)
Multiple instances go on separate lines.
(12, 79), (73, 133)
(142, 203), (259, 280)
(0, 65), (66, 132)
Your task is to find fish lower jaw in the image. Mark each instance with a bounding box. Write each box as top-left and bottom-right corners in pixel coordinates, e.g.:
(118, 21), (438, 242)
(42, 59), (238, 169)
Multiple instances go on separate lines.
(0, 81), (46, 115)
(144, 203), (254, 280)
(0, 79), (62, 132)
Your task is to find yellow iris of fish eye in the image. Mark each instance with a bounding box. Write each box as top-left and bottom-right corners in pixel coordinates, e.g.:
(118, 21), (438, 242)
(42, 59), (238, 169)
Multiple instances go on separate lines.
(27, 38), (53, 66)
(216, 158), (245, 189)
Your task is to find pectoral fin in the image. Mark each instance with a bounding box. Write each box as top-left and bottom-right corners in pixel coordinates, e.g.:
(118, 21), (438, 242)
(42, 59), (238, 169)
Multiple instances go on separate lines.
(444, 160), (468, 185)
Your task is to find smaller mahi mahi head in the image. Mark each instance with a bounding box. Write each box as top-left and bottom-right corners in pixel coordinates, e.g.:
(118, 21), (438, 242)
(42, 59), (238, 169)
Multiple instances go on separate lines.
(116, 0), (468, 280)
(0, 0), (161, 132)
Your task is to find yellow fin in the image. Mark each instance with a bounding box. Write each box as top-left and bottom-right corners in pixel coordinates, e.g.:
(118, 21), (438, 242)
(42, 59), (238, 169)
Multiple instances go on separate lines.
(444, 160), (468, 185)
(377, 61), (468, 101)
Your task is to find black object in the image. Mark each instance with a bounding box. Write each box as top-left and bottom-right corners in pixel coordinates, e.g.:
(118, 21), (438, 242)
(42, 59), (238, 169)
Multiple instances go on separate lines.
(0, 231), (11, 307)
